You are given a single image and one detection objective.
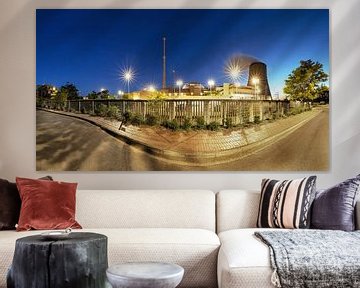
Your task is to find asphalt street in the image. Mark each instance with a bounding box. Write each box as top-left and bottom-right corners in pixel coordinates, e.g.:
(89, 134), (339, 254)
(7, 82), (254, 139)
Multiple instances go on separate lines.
(212, 106), (329, 171)
(36, 110), (182, 171)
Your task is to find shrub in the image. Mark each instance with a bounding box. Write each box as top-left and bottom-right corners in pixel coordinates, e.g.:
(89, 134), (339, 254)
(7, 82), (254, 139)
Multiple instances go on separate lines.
(195, 116), (206, 129)
(131, 114), (144, 125)
(182, 117), (192, 130)
(162, 119), (180, 131)
(107, 105), (120, 120)
(207, 121), (220, 131)
(225, 117), (234, 128)
(146, 114), (159, 126)
(254, 116), (261, 124)
(97, 104), (108, 117)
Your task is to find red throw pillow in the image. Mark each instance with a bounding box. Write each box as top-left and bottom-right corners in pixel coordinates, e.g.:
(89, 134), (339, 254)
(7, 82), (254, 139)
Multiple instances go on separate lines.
(16, 177), (82, 231)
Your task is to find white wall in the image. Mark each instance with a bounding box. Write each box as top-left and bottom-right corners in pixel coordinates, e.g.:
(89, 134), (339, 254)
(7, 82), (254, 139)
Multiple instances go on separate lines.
(0, 0), (359, 190)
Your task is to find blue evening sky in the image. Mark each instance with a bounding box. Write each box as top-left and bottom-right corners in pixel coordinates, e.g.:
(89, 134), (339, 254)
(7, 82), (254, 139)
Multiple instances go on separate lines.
(36, 9), (329, 96)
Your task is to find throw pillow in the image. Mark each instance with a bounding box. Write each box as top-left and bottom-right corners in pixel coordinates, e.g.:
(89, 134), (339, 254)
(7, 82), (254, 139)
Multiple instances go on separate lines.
(311, 174), (360, 231)
(257, 176), (317, 229)
(0, 176), (53, 230)
(16, 177), (82, 231)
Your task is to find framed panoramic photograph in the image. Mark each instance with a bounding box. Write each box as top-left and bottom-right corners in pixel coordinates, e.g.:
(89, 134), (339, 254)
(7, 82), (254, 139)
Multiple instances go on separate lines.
(36, 9), (329, 171)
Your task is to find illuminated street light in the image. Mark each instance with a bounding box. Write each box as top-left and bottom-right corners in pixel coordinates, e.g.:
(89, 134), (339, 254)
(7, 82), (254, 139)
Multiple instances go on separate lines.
(208, 79), (215, 96)
(176, 80), (183, 96)
(230, 69), (240, 81)
(117, 90), (124, 98)
(100, 88), (106, 92)
(147, 85), (156, 92)
(225, 58), (242, 83)
(121, 67), (135, 93)
(252, 77), (260, 100)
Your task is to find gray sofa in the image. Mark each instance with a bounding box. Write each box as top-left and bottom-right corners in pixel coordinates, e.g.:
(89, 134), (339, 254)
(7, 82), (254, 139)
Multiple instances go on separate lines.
(0, 189), (359, 288)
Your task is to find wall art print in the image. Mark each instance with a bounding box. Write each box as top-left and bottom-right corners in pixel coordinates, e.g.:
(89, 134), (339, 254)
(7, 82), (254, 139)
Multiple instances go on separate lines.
(36, 9), (329, 171)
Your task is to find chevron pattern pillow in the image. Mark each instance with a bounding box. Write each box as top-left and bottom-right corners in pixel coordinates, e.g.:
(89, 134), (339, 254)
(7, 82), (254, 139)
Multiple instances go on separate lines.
(257, 176), (317, 229)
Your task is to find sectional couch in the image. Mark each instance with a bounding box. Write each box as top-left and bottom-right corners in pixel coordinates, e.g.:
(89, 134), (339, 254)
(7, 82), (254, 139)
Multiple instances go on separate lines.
(0, 189), (359, 288)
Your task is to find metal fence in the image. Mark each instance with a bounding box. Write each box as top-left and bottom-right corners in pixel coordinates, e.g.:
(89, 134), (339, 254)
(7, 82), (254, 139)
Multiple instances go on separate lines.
(38, 99), (304, 126)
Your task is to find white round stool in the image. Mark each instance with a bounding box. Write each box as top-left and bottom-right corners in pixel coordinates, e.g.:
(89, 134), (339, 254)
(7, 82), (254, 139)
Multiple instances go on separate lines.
(106, 262), (184, 288)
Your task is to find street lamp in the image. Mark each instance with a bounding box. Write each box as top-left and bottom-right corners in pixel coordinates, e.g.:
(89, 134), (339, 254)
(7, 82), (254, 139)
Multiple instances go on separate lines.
(208, 79), (215, 96)
(147, 85), (155, 92)
(124, 72), (132, 93)
(176, 80), (183, 96)
(121, 67), (134, 94)
(252, 77), (259, 100)
(117, 90), (124, 98)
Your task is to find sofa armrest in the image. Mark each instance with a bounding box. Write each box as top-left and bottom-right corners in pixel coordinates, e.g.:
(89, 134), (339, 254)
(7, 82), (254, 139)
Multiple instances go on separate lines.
(356, 200), (360, 230)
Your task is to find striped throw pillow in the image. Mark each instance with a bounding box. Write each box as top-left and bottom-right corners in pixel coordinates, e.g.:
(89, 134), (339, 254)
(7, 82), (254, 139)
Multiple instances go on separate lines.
(257, 176), (317, 229)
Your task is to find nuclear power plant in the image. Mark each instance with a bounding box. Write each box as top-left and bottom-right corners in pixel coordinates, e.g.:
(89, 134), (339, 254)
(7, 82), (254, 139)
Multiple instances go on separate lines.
(138, 38), (273, 100)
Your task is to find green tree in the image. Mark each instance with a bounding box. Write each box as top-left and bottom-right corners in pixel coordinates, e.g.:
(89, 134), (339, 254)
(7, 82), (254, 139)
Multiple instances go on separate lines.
(98, 89), (111, 99)
(283, 60), (328, 102)
(60, 83), (80, 100)
(36, 84), (57, 99)
(314, 85), (329, 103)
(87, 91), (99, 99)
(54, 90), (68, 109)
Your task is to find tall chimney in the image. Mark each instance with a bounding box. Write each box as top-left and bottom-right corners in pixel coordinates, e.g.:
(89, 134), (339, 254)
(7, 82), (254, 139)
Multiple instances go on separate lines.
(162, 37), (166, 89)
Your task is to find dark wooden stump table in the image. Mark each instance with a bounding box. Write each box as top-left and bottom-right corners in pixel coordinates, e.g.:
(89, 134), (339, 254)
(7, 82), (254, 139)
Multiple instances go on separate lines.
(7, 232), (108, 288)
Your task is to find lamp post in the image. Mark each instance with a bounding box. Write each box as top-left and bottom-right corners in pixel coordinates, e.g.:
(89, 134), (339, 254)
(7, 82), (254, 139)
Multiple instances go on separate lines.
(208, 79), (215, 96)
(121, 67), (134, 94)
(234, 82), (240, 95)
(252, 77), (259, 100)
(173, 70), (176, 94)
(176, 80), (183, 96)
(124, 72), (132, 94)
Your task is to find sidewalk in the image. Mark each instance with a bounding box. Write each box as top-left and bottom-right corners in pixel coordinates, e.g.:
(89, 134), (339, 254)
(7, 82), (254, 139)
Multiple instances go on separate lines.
(41, 108), (323, 165)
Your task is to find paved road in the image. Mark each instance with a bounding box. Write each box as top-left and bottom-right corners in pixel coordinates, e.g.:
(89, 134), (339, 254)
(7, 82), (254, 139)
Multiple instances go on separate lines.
(211, 106), (329, 171)
(37, 107), (329, 171)
(36, 110), (184, 171)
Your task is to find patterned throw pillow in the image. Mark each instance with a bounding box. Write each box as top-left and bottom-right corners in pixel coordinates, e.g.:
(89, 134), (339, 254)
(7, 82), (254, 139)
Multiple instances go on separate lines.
(257, 176), (317, 229)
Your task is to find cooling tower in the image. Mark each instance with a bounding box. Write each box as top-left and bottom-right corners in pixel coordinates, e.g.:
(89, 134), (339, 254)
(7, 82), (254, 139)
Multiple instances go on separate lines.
(247, 62), (272, 99)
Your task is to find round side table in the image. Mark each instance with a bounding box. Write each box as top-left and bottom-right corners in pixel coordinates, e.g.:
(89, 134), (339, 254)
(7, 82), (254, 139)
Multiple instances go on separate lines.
(7, 232), (108, 288)
(106, 262), (184, 288)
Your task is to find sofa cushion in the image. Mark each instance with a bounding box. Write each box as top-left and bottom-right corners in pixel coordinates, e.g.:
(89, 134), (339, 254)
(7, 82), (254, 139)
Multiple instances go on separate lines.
(0, 228), (220, 288)
(0, 176), (52, 230)
(16, 177), (82, 231)
(76, 190), (216, 231)
(217, 228), (277, 288)
(257, 176), (316, 229)
(311, 174), (360, 231)
(216, 190), (260, 233)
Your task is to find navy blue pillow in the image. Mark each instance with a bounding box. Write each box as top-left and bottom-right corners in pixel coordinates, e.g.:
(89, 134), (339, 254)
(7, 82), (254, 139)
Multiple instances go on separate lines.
(311, 174), (360, 231)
